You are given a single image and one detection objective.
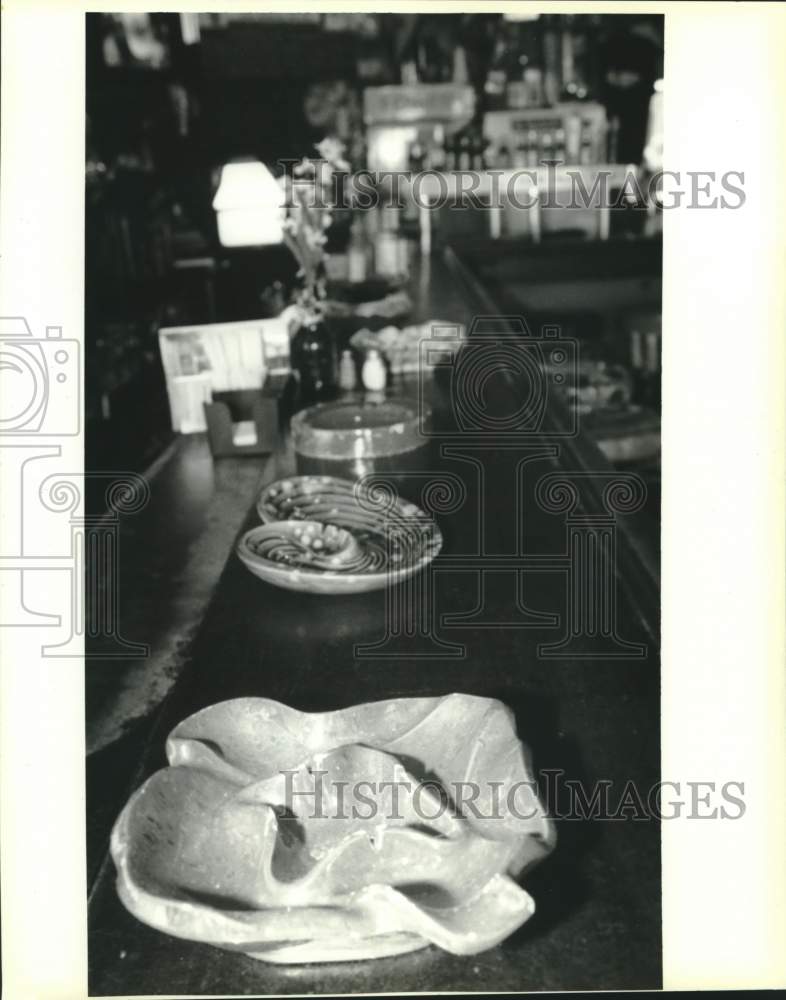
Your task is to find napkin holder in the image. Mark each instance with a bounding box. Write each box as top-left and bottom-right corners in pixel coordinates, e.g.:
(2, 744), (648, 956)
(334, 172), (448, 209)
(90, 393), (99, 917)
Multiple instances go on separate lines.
(204, 378), (287, 457)
(158, 310), (297, 438)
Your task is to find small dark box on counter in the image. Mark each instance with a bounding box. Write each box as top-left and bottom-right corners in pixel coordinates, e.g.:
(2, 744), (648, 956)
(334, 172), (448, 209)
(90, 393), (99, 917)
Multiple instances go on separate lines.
(204, 376), (289, 457)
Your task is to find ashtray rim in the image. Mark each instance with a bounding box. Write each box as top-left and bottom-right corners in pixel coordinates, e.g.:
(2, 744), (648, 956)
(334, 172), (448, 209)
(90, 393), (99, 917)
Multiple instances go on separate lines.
(237, 514), (441, 594)
(291, 396), (430, 459)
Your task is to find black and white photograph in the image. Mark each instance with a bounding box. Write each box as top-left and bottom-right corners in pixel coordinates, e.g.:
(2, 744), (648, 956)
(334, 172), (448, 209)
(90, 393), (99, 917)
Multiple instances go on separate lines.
(0, 3), (784, 998)
(83, 11), (662, 992)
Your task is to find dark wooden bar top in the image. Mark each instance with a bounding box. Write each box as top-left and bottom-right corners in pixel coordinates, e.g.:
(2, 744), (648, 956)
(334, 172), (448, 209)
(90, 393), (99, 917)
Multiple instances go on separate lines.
(87, 244), (661, 994)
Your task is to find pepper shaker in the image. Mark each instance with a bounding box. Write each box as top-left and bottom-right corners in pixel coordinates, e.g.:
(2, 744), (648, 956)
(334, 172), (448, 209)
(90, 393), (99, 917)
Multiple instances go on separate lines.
(339, 349), (357, 391)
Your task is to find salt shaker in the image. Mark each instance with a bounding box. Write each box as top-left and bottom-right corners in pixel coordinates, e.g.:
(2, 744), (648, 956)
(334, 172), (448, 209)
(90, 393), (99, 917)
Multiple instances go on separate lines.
(361, 348), (386, 392)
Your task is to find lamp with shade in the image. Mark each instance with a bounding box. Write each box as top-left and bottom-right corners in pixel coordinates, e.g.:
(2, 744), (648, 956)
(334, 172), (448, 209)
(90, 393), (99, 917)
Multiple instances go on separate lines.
(212, 160), (285, 248)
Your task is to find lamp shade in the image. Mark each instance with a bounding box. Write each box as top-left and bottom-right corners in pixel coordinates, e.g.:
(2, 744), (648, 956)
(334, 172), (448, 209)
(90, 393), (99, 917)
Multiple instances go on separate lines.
(643, 79), (664, 173)
(212, 160), (285, 247)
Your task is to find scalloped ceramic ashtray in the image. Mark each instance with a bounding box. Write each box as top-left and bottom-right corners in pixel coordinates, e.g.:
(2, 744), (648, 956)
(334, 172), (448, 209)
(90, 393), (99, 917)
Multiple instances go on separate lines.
(237, 475), (442, 594)
(111, 694), (555, 964)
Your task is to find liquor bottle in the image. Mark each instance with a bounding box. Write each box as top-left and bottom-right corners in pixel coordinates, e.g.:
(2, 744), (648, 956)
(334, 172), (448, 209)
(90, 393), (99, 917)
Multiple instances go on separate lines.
(430, 124), (446, 170)
(458, 131), (472, 171)
(347, 220), (368, 283)
(452, 45), (469, 85)
(471, 129), (487, 171)
(560, 15), (590, 100)
(526, 129), (539, 169)
(507, 79), (528, 111)
(561, 18), (576, 97)
(607, 116), (620, 164)
(374, 230), (399, 277)
(444, 131), (457, 171)
(554, 127), (566, 163)
(408, 140), (425, 174)
(291, 316), (338, 404)
(541, 15), (561, 106)
(484, 21), (516, 111)
(401, 60), (418, 86)
(523, 67), (544, 108)
(565, 113), (582, 163)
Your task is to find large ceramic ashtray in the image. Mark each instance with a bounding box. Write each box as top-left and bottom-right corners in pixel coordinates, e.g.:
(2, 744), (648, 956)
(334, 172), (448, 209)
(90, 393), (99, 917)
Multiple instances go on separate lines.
(291, 396), (430, 480)
(238, 475), (442, 594)
(111, 694), (555, 964)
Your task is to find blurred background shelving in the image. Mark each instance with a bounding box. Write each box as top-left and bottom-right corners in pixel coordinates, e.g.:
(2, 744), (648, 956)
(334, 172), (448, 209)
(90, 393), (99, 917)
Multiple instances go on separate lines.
(86, 11), (663, 475)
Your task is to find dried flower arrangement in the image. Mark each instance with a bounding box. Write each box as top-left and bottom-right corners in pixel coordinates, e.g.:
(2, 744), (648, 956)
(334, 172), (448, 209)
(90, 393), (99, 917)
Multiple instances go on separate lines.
(280, 138), (350, 323)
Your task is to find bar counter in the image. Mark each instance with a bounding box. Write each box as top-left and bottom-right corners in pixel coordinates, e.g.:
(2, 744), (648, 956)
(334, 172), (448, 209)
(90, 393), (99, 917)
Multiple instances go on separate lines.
(87, 243), (661, 993)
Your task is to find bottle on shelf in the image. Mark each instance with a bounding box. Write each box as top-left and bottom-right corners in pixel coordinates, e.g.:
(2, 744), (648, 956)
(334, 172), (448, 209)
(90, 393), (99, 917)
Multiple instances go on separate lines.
(565, 113), (582, 163)
(380, 204), (400, 232)
(347, 220), (368, 284)
(430, 124), (446, 170)
(554, 127), (566, 163)
(452, 45), (469, 85)
(561, 18), (575, 98)
(457, 131), (472, 171)
(560, 14), (591, 101)
(373, 229), (399, 277)
(364, 206), (379, 240)
(541, 16), (561, 106)
(506, 80), (528, 111)
(396, 235), (410, 276)
(540, 131), (554, 162)
(401, 60), (418, 86)
(607, 116), (620, 163)
(444, 131), (457, 171)
(484, 22), (515, 111)
(408, 140), (425, 174)
(523, 67), (544, 108)
(471, 129), (487, 171)
(525, 128), (539, 169)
